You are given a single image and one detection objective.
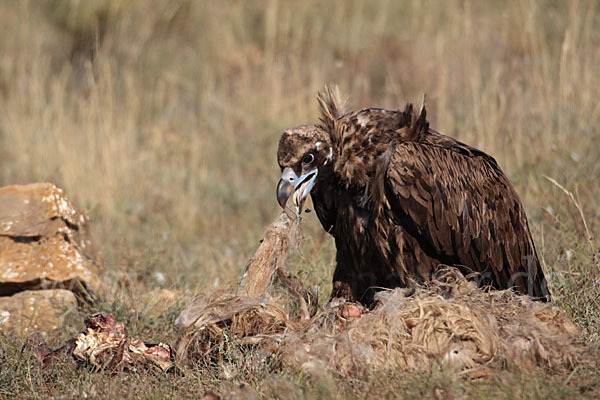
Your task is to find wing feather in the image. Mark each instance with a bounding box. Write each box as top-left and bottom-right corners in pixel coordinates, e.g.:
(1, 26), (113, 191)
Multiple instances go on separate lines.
(383, 140), (544, 295)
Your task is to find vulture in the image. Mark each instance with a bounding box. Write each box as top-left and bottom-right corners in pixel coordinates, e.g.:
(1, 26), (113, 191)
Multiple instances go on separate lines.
(276, 87), (550, 306)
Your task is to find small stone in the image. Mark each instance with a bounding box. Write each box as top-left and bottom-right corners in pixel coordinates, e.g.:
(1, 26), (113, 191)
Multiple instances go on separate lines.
(0, 289), (77, 335)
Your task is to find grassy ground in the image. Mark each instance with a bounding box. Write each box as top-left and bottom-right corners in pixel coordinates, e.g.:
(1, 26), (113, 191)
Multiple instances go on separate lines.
(0, 0), (599, 398)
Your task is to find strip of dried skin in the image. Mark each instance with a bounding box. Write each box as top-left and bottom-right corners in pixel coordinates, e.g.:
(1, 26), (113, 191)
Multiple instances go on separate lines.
(237, 210), (300, 298)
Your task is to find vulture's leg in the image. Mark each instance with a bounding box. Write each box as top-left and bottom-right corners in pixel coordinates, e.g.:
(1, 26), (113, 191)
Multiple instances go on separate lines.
(330, 259), (356, 302)
(330, 257), (379, 306)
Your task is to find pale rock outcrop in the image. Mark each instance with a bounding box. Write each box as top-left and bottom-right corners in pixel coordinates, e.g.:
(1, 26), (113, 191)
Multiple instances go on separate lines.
(0, 183), (102, 335)
(0, 183), (101, 296)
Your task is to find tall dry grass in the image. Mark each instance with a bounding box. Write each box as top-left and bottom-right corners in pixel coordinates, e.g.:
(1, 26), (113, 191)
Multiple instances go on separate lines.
(0, 0), (598, 339)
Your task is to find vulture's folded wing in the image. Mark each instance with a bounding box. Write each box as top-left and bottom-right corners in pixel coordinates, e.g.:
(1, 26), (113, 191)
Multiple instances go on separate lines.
(384, 140), (546, 298)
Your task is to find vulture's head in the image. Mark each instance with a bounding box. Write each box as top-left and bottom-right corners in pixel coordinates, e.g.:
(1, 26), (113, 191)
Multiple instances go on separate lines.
(276, 125), (332, 210)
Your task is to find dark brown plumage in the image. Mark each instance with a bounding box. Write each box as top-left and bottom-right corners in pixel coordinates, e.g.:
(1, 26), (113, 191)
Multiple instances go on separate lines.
(276, 87), (550, 306)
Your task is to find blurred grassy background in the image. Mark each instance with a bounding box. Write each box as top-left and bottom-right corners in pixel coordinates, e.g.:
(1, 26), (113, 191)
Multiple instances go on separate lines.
(0, 0), (599, 356)
(1, 0), (600, 397)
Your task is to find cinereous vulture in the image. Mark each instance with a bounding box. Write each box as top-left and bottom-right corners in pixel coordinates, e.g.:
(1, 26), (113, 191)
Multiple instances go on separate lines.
(276, 87), (549, 306)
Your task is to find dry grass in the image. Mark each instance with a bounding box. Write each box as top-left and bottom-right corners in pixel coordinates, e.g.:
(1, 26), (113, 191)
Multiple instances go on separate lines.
(1, 0), (599, 398)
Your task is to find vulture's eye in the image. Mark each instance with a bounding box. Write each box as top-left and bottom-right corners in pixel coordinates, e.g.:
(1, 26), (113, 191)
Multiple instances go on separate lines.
(302, 153), (315, 164)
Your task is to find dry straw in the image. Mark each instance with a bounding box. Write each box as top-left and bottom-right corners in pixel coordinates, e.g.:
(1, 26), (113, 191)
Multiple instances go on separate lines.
(281, 269), (594, 378)
(175, 209), (302, 364)
(175, 209), (595, 377)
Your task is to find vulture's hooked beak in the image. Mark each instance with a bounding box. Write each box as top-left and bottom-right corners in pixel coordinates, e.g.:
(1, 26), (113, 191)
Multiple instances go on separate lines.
(277, 167), (318, 211)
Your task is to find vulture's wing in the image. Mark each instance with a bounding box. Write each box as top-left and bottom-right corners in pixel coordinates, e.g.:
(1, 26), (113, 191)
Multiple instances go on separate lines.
(384, 135), (547, 298)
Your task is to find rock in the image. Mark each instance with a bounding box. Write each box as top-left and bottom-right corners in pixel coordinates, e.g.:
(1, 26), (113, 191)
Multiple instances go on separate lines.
(0, 183), (101, 298)
(0, 289), (77, 335)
